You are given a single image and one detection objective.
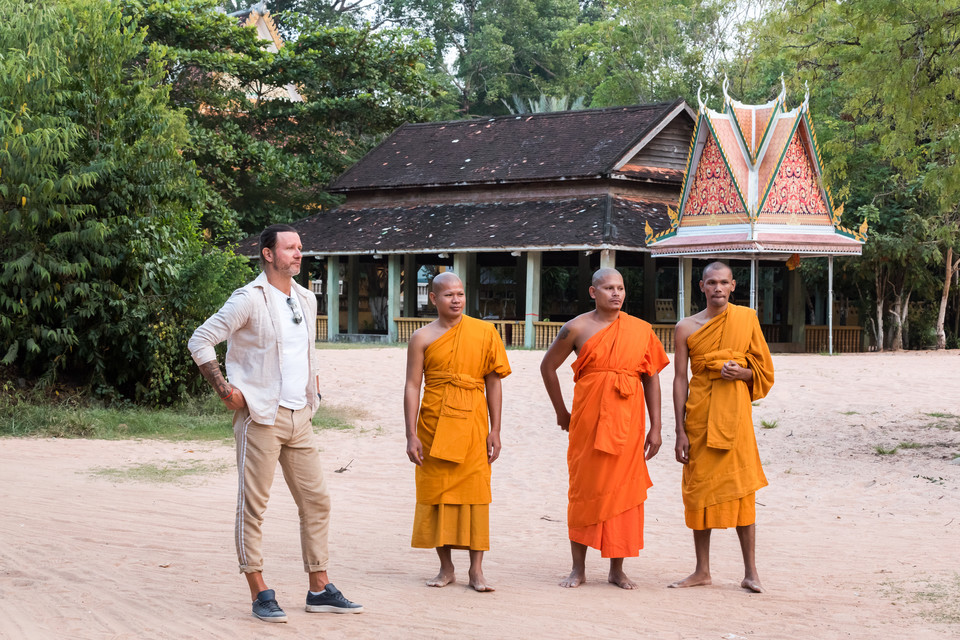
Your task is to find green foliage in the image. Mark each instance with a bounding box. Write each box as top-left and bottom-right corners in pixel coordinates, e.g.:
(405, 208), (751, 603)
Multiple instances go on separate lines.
(557, 0), (735, 107)
(123, 0), (442, 238)
(0, 0), (251, 404)
(382, 0), (580, 114)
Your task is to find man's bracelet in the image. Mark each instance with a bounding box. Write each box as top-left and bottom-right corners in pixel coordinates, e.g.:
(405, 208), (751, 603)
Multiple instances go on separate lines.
(220, 388), (235, 402)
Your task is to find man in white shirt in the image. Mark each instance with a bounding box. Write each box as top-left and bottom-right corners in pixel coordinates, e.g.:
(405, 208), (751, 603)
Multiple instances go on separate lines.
(189, 224), (362, 623)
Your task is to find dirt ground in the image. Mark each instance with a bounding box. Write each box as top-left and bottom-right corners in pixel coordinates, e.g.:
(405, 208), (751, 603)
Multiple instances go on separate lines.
(2, 349), (959, 639)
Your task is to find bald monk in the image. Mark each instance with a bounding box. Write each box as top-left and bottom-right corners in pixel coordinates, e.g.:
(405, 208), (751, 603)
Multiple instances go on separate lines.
(670, 261), (774, 593)
(404, 272), (511, 592)
(540, 268), (669, 589)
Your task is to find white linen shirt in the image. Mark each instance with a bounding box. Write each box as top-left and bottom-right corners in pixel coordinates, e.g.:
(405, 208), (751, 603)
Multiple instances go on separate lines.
(188, 271), (320, 425)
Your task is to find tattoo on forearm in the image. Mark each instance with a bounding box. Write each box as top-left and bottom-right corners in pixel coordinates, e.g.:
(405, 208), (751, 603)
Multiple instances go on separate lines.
(198, 361), (232, 399)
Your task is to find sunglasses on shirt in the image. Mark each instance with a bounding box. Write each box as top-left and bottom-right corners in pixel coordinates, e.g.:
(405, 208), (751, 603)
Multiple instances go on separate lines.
(286, 296), (303, 324)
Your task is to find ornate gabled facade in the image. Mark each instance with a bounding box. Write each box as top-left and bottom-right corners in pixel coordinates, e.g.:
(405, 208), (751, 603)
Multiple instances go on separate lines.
(646, 79), (866, 257)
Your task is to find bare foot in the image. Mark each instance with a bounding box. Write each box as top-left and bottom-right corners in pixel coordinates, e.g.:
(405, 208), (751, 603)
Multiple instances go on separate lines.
(741, 577), (763, 593)
(468, 570), (494, 592)
(668, 572), (712, 588)
(559, 568), (585, 588)
(608, 568), (637, 590)
(426, 570), (455, 587)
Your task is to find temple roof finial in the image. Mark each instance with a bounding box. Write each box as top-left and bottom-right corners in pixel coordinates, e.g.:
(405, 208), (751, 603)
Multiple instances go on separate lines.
(722, 74), (731, 106)
(697, 82), (705, 111)
(778, 74), (787, 105)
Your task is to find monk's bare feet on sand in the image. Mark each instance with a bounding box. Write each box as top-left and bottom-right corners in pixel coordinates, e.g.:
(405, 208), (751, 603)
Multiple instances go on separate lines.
(426, 570), (455, 587)
(559, 568), (585, 588)
(741, 577), (763, 593)
(667, 572), (712, 588)
(468, 570), (494, 592)
(608, 569), (637, 590)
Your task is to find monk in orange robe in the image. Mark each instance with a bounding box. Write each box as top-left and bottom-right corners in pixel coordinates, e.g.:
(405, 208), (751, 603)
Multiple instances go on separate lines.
(671, 261), (774, 593)
(404, 272), (511, 592)
(541, 268), (668, 589)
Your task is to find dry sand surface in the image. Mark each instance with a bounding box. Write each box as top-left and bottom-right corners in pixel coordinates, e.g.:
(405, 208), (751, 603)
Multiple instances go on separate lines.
(2, 348), (960, 639)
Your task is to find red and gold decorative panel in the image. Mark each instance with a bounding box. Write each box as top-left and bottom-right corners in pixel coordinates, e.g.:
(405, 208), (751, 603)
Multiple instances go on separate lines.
(753, 107), (775, 155)
(733, 107), (754, 152)
(681, 133), (749, 226)
(758, 118), (795, 198)
(713, 118), (749, 193)
(758, 129), (831, 223)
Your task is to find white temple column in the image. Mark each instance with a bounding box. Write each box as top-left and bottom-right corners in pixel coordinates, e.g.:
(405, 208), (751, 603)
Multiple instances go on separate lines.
(326, 256), (340, 341)
(600, 249), (616, 269)
(828, 255), (834, 355)
(524, 251), (542, 348)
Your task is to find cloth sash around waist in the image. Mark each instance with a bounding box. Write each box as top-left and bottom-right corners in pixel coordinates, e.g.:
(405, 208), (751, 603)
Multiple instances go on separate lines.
(690, 348), (748, 450)
(579, 367), (643, 456)
(424, 371), (485, 463)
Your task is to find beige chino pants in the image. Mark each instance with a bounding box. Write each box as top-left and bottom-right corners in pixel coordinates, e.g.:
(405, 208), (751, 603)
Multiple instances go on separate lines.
(232, 405), (331, 574)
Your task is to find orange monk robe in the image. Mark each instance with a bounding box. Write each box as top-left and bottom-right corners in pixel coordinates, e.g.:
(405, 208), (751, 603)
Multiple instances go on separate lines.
(411, 315), (511, 551)
(567, 313), (669, 558)
(682, 303), (775, 530)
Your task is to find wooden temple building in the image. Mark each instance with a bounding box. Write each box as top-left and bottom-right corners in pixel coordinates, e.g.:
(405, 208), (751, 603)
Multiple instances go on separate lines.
(237, 74), (866, 351)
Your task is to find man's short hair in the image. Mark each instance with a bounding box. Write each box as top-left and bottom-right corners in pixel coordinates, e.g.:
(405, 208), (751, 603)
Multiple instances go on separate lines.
(258, 224), (298, 268)
(702, 261), (732, 280)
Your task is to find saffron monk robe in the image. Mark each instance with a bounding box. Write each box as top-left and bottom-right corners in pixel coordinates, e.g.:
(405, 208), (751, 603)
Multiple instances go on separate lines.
(671, 261), (775, 593)
(403, 272), (511, 592)
(540, 268), (669, 590)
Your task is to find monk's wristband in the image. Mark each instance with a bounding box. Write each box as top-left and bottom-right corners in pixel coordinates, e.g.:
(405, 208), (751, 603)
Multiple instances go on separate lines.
(221, 388), (235, 402)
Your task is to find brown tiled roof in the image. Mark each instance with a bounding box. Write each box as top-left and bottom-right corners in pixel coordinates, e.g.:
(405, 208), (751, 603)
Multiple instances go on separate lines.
(238, 197), (677, 256)
(330, 100), (684, 191)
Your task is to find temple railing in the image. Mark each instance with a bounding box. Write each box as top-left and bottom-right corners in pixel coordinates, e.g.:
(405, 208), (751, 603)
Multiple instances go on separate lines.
(325, 316), (862, 353)
(805, 326), (863, 353)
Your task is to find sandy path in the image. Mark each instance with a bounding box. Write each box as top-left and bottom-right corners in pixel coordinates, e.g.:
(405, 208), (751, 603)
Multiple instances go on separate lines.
(2, 349), (959, 639)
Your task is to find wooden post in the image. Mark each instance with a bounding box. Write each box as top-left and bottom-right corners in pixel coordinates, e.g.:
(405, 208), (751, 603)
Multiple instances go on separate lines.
(749, 257), (758, 310)
(326, 256), (340, 341)
(677, 257), (685, 321)
(402, 255), (417, 317)
(347, 255), (359, 334)
(643, 253), (656, 322)
(578, 252), (592, 313)
(524, 251), (542, 349)
(600, 249), (616, 269)
(388, 255), (401, 342)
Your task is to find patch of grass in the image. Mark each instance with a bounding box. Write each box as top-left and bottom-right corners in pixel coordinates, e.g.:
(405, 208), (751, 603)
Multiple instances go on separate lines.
(874, 444), (899, 455)
(914, 474), (945, 485)
(882, 573), (960, 624)
(925, 412), (958, 419)
(751, 401), (760, 407)
(760, 419), (779, 429)
(312, 403), (368, 431)
(0, 391), (232, 440)
(898, 441), (928, 450)
(91, 459), (230, 483)
(840, 410), (860, 415)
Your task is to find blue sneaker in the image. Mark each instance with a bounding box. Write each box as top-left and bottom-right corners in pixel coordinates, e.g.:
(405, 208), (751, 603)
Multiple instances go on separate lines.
(305, 584), (364, 614)
(252, 589), (288, 623)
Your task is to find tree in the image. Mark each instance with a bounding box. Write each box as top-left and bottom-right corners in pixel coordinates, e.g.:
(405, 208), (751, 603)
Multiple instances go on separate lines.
(123, 0), (441, 239)
(556, 0), (736, 107)
(381, 0), (580, 115)
(761, 0), (960, 349)
(0, 0), (251, 403)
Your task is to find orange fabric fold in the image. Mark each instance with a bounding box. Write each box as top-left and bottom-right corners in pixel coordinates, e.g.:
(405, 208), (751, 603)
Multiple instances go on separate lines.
(566, 313), (669, 557)
(681, 304), (774, 519)
(414, 315), (511, 509)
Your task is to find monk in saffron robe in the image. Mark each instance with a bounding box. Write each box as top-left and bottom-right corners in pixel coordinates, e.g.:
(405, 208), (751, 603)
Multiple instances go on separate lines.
(404, 272), (511, 592)
(541, 268), (668, 589)
(671, 261), (774, 593)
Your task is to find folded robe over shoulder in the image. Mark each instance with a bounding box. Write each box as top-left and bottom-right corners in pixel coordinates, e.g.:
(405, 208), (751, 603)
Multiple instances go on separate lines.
(567, 313), (669, 556)
(412, 316), (510, 550)
(681, 304), (774, 527)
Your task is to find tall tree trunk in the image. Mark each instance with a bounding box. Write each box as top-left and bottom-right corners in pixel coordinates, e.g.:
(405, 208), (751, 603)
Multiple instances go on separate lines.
(874, 270), (886, 351)
(936, 246), (960, 349)
(888, 288), (911, 351)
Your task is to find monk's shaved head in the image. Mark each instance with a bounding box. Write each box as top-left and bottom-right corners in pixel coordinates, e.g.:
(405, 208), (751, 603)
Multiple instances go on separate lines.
(591, 267), (623, 287)
(431, 271), (463, 293)
(702, 261), (732, 280)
